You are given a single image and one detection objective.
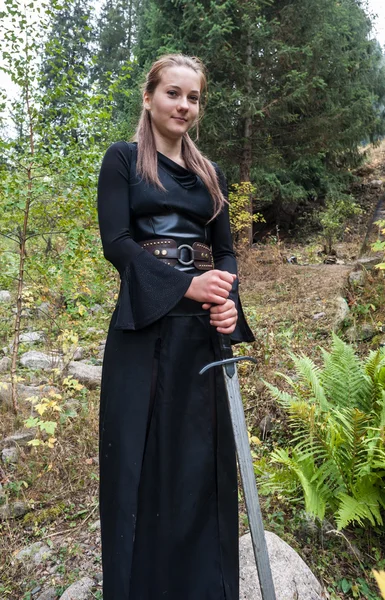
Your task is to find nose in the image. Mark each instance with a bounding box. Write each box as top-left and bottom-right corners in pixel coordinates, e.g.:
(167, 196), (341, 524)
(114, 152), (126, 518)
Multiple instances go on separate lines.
(177, 96), (189, 111)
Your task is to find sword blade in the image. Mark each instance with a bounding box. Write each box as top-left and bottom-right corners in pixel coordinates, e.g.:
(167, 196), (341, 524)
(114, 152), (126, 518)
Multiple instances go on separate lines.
(222, 365), (276, 600)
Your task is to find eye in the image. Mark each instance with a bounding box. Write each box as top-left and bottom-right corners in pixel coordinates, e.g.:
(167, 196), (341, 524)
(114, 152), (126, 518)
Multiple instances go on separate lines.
(190, 96), (199, 103)
(167, 90), (178, 97)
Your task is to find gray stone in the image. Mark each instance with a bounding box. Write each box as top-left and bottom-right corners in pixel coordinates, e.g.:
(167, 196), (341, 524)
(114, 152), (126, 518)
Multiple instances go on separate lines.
(312, 312), (326, 320)
(15, 541), (52, 566)
(0, 291), (11, 303)
(19, 331), (44, 344)
(1, 429), (36, 447)
(36, 302), (51, 317)
(348, 270), (365, 286)
(356, 255), (383, 270)
(31, 585), (41, 595)
(258, 415), (273, 439)
(68, 361), (102, 389)
(0, 504), (11, 519)
(239, 531), (324, 599)
(346, 323), (377, 342)
(0, 356), (11, 373)
(0, 382), (60, 407)
(90, 303), (102, 313)
(20, 351), (62, 370)
(59, 576), (94, 600)
(333, 296), (350, 329)
(72, 346), (84, 361)
(2, 446), (20, 464)
(36, 587), (57, 600)
(369, 179), (384, 189)
(11, 500), (28, 517)
(89, 519), (101, 531)
(0, 500), (28, 520)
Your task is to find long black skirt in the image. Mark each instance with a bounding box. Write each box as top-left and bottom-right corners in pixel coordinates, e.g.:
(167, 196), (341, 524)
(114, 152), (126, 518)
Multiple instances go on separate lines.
(99, 308), (239, 599)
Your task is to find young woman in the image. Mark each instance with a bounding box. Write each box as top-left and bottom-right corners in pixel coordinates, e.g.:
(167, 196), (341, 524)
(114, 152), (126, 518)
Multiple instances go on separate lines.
(97, 53), (254, 600)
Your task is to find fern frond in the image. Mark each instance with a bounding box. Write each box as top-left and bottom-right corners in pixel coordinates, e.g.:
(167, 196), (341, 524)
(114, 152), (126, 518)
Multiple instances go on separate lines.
(270, 448), (327, 519)
(336, 477), (385, 529)
(321, 336), (373, 411)
(288, 353), (329, 410)
(263, 380), (296, 408)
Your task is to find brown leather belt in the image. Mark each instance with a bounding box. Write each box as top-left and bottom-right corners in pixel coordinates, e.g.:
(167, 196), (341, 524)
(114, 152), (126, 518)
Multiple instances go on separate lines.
(138, 238), (213, 270)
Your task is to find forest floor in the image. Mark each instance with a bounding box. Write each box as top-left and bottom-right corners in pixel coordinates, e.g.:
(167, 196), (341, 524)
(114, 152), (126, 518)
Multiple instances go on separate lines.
(0, 141), (385, 599)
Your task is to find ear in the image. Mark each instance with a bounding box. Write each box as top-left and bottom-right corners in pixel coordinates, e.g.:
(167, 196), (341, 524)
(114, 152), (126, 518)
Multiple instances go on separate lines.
(143, 91), (151, 111)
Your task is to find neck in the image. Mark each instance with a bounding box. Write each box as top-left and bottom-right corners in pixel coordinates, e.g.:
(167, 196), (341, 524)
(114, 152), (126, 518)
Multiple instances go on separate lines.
(152, 129), (184, 163)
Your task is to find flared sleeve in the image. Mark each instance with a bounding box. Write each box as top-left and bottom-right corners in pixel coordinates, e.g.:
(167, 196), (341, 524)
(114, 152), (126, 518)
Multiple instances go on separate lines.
(97, 142), (194, 330)
(211, 165), (255, 344)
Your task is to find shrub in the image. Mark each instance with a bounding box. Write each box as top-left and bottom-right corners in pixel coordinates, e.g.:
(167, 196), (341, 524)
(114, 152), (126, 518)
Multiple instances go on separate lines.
(260, 334), (385, 529)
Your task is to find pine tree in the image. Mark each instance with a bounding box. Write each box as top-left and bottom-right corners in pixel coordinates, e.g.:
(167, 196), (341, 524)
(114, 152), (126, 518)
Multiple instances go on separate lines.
(136, 0), (385, 240)
(40, 0), (94, 142)
(93, 0), (140, 87)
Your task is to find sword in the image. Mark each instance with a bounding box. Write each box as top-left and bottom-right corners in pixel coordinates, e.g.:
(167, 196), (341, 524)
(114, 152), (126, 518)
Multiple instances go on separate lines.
(200, 332), (276, 600)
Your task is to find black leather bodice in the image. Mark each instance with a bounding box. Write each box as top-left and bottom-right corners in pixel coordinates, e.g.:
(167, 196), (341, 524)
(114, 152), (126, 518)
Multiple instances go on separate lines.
(129, 148), (213, 274)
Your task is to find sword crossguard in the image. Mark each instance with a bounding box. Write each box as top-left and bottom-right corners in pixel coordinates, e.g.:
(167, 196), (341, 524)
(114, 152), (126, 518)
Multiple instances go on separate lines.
(199, 355), (257, 375)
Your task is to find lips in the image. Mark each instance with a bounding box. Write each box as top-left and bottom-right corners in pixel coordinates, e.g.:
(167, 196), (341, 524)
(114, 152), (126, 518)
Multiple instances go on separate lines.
(172, 116), (187, 122)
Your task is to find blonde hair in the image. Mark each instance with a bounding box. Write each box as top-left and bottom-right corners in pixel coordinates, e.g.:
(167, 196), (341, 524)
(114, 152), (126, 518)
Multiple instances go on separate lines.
(133, 54), (226, 218)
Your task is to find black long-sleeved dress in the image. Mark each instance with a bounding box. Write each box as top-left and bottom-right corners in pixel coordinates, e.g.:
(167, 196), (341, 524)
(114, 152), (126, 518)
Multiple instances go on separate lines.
(97, 141), (254, 600)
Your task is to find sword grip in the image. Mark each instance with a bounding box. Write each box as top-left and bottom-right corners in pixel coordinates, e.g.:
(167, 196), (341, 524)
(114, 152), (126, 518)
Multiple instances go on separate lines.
(217, 333), (235, 377)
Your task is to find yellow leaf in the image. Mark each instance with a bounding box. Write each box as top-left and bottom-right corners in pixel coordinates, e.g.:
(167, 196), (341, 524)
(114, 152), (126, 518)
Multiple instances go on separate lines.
(250, 436), (262, 446)
(47, 438), (56, 448)
(373, 571), (385, 599)
(35, 403), (47, 416)
(28, 439), (42, 447)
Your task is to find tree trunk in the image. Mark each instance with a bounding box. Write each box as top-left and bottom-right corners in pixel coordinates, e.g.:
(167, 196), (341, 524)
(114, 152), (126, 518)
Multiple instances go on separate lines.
(10, 41), (35, 415)
(239, 36), (253, 246)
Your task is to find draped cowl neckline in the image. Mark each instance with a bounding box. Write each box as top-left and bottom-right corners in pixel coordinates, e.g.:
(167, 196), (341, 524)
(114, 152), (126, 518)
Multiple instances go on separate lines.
(157, 151), (198, 190)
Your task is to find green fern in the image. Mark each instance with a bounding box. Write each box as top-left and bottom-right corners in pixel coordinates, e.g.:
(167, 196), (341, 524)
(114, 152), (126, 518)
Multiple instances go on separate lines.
(261, 336), (385, 529)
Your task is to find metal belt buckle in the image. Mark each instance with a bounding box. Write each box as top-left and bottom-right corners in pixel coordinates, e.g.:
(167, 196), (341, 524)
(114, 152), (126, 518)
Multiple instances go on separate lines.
(177, 244), (195, 266)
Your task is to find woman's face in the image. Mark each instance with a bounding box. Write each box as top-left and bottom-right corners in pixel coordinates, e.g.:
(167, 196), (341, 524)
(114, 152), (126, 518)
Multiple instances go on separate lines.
(144, 66), (201, 141)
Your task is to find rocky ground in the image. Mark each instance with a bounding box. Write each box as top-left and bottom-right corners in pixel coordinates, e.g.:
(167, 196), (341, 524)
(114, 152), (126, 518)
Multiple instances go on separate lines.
(0, 142), (384, 599)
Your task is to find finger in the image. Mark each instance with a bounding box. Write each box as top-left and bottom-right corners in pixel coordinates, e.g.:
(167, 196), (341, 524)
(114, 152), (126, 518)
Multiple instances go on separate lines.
(210, 308), (236, 321)
(210, 312), (237, 325)
(210, 301), (235, 314)
(211, 287), (230, 300)
(202, 303), (212, 310)
(216, 325), (236, 334)
(210, 316), (238, 328)
(215, 270), (236, 285)
(214, 280), (233, 293)
(207, 295), (227, 305)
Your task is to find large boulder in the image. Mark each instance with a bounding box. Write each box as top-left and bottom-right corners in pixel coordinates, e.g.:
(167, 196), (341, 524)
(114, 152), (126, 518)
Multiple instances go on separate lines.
(19, 331), (44, 344)
(0, 356), (11, 373)
(68, 361), (102, 389)
(1, 429), (36, 447)
(239, 531), (324, 600)
(333, 296), (350, 330)
(20, 351), (62, 370)
(0, 382), (60, 408)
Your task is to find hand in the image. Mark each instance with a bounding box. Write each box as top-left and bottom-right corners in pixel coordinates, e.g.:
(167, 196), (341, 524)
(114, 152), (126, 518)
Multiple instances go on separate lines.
(185, 270), (237, 305)
(203, 298), (238, 334)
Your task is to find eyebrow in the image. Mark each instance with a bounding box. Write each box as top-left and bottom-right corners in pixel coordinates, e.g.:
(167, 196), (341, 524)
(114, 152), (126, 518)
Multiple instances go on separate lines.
(165, 84), (200, 94)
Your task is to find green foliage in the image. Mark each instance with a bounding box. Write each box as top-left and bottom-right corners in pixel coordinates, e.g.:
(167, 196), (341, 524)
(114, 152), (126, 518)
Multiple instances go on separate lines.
(260, 335), (385, 529)
(136, 0), (385, 226)
(372, 220), (385, 270)
(228, 182), (264, 245)
(320, 186), (361, 253)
